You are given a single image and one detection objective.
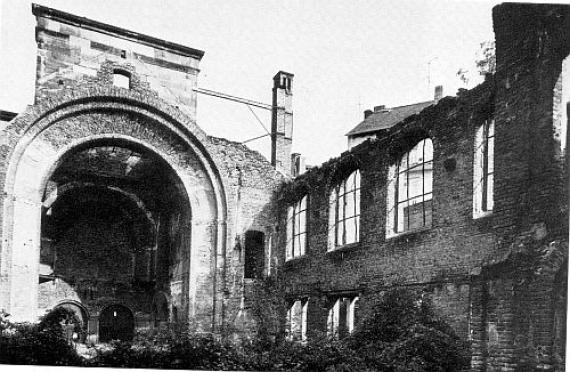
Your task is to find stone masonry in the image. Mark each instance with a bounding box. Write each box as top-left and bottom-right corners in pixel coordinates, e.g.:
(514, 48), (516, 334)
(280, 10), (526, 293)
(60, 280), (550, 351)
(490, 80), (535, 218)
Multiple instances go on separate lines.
(0, 3), (568, 371)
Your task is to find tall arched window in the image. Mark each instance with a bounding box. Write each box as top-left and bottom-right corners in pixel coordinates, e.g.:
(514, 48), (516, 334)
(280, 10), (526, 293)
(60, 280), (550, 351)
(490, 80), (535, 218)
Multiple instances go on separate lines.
(387, 138), (433, 235)
(328, 170), (360, 249)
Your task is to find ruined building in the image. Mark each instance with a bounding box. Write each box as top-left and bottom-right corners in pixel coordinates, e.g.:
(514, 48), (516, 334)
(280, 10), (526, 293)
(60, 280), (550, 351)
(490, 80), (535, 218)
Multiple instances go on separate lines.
(0, 4), (289, 341)
(0, 3), (568, 372)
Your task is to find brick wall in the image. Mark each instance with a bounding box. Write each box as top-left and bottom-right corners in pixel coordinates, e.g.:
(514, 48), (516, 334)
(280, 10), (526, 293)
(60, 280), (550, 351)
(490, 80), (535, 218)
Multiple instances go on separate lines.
(270, 4), (569, 371)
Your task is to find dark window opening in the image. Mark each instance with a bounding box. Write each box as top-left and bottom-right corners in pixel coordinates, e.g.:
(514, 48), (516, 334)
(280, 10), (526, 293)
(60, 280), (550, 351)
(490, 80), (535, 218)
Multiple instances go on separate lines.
(244, 230), (265, 279)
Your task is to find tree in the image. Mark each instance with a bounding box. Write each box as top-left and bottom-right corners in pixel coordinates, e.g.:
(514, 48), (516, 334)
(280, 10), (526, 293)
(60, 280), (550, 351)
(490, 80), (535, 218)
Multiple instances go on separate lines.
(475, 41), (496, 76)
(457, 40), (496, 87)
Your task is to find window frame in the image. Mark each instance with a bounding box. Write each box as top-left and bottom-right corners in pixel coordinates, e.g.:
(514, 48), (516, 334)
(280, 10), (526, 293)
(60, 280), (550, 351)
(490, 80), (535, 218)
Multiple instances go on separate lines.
(387, 138), (434, 236)
(329, 170), (361, 250)
(286, 195), (308, 260)
(286, 298), (308, 343)
(473, 119), (495, 218)
(327, 295), (359, 339)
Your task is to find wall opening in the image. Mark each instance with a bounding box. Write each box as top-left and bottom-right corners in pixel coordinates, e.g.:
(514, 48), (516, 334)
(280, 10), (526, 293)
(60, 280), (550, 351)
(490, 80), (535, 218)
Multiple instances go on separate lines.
(244, 230), (265, 279)
(113, 70), (131, 89)
(99, 304), (134, 342)
(38, 140), (192, 329)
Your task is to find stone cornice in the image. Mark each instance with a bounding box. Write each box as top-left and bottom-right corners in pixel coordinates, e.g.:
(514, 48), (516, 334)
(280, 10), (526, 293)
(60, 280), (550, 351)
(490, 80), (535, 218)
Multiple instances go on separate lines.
(32, 3), (205, 60)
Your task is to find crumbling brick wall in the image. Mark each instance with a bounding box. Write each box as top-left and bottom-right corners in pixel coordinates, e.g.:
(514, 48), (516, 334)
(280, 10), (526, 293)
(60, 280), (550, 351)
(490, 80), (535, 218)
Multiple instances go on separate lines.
(270, 4), (569, 371)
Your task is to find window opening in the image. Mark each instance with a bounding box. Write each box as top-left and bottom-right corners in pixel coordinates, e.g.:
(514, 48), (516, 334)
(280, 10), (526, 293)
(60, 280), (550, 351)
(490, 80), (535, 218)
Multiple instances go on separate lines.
(113, 70), (131, 89)
(393, 138), (433, 233)
(329, 170), (360, 249)
(286, 195), (307, 260)
(327, 295), (359, 339)
(474, 120), (494, 217)
(287, 299), (308, 342)
(244, 230), (265, 279)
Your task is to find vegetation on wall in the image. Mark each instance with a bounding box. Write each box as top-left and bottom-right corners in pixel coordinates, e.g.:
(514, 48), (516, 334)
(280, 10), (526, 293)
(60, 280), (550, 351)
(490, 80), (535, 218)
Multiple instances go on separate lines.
(0, 288), (470, 371)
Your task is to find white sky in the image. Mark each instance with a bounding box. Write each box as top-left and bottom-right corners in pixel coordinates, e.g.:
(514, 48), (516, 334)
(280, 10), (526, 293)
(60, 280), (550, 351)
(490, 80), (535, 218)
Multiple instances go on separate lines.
(0, 0), (500, 165)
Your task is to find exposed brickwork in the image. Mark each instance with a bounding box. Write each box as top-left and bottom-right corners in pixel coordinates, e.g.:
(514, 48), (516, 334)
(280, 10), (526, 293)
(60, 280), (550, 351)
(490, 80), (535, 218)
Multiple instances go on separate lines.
(270, 4), (570, 371)
(0, 4), (568, 371)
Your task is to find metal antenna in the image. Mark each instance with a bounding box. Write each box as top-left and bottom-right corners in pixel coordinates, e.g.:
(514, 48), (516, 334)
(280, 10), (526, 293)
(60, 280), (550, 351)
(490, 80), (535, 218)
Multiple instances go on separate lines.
(427, 57), (438, 95)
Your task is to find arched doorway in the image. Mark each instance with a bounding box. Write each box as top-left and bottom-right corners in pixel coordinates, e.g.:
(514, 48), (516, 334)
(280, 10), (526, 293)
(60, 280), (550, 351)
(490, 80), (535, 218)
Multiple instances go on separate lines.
(0, 89), (227, 334)
(55, 301), (89, 342)
(99, 304), (135, 342)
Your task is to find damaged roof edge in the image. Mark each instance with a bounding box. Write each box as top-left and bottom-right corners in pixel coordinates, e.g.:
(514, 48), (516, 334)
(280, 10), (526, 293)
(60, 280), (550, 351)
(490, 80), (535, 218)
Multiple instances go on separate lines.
(32, 3), (205, 60)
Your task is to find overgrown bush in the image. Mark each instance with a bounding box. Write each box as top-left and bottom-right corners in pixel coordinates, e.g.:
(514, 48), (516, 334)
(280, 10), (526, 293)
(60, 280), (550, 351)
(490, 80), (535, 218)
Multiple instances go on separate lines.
(0, 308), (83, 366)
(0, 288), (470, 371)
(349, 288), (470, 372)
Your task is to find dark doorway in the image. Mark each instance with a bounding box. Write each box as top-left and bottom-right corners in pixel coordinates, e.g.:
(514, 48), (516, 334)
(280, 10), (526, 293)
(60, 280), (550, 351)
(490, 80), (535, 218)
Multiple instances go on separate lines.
(99, 304), (134, 342)
(56, 302), (89, 343)
(244, 230), (265, 279)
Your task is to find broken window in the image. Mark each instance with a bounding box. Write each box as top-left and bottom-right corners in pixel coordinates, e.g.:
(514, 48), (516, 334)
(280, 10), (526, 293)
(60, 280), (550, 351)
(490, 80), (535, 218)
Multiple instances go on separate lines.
(329, 170), (360, 249)
(286, 298), (308, 342)
(286, 195), (307, 260)
(327, 295), (359, 339)
(473, 119), (494, 217)
(387, 138), (433, 235)
(113, 70), (131, 89)
(244, 230), (265, 279)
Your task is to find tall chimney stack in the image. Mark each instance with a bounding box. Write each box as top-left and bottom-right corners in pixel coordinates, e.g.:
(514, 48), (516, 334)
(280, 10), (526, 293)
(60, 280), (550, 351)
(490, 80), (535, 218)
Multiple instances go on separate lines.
(271, 71), (294, 176)
(434, 85), (443, 102)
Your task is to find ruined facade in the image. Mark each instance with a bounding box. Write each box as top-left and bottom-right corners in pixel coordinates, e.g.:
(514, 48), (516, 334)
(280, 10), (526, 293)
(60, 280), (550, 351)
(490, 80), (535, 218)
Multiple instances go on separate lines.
(0, 4), (289, 342)
(271, 4), (569, 371)
(0, 3), (568, 372)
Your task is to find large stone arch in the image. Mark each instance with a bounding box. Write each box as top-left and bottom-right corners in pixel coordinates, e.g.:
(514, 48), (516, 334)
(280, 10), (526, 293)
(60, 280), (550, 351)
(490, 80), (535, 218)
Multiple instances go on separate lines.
(0, 87), (227, 333)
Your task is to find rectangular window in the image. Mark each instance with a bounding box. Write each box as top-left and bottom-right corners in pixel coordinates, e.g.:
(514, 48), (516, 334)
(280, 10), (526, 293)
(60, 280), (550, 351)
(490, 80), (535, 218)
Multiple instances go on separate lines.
(286, 195), (307, 260)
(329, 170), (360, 249)
(327, 295), (359, 339)
(474, 119), (494, 217)
(287, 299), (308, 342)
(244, 230), (264, 279)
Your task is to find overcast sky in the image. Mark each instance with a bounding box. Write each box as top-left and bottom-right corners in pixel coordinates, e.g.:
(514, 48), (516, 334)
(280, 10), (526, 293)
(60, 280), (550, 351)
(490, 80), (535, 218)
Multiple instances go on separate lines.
(1, 0), (500, 165)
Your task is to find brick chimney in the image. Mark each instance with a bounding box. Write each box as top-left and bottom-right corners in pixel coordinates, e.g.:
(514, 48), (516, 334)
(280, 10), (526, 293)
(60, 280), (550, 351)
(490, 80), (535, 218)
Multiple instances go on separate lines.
(364, 109), (373, 119)
(434, 85), (443, 102)
(271, 71), (294, 176)
(291, 153), (306, 177)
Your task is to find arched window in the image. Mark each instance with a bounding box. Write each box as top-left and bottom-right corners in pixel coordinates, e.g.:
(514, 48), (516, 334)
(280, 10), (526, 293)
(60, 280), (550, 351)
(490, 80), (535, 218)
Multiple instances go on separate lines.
(113, 70), (131, 89)
(328, 170), (360, 249)
(387, 138), (433, 235)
